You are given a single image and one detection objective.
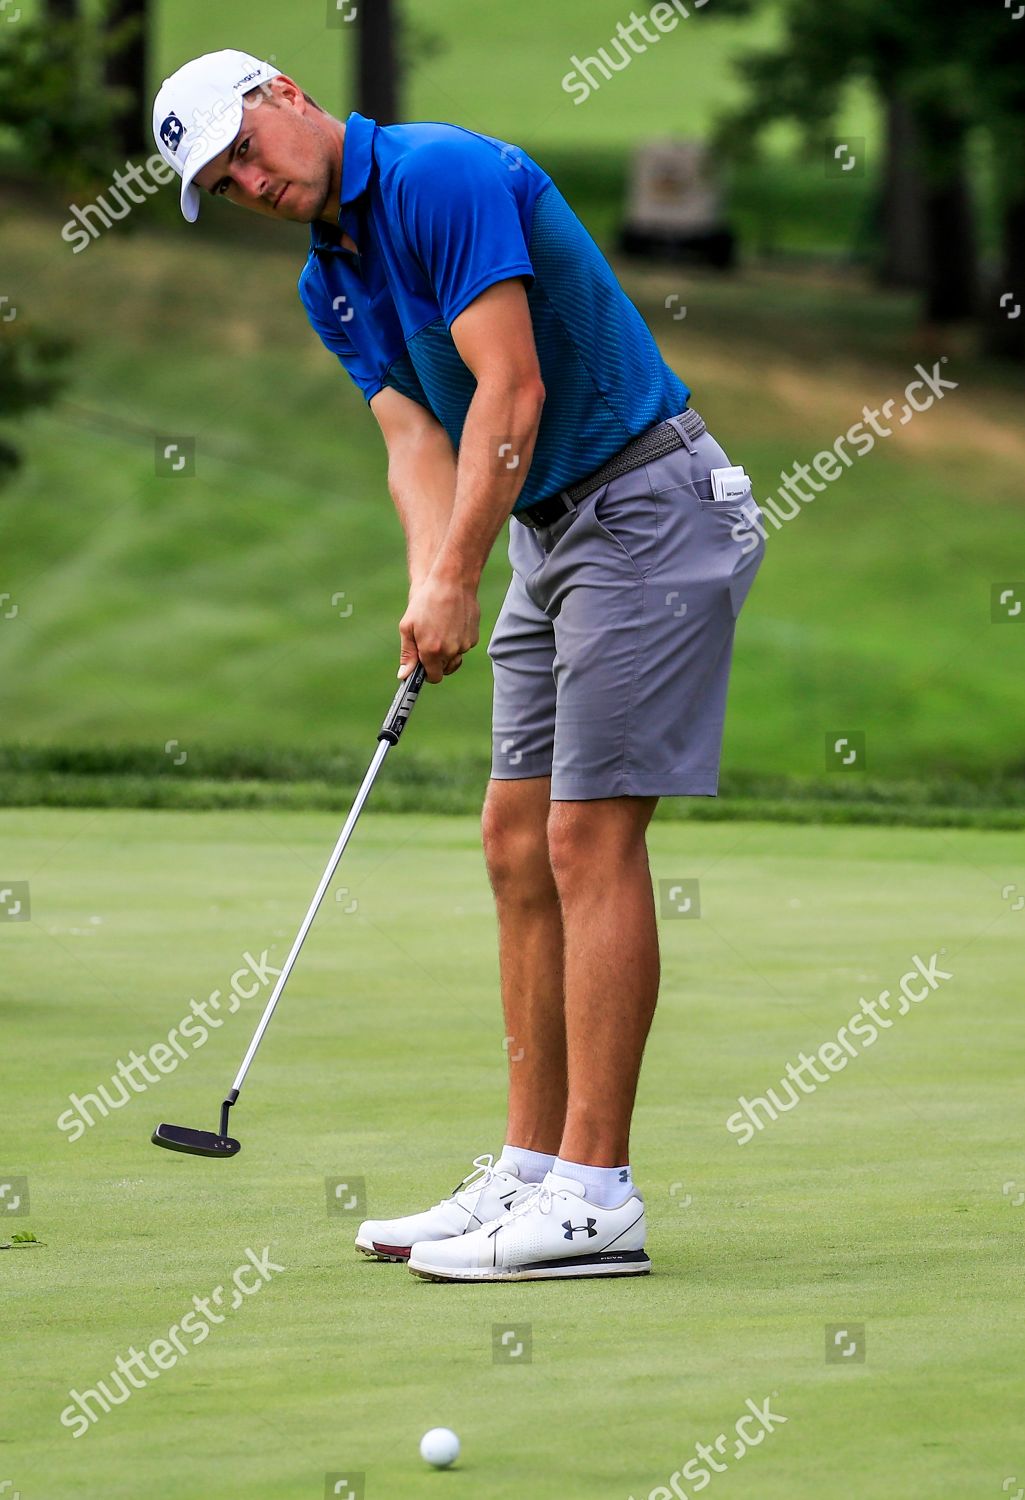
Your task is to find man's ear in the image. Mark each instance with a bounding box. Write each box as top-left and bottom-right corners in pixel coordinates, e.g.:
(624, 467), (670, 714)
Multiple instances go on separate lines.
(269, 74), (307, 112)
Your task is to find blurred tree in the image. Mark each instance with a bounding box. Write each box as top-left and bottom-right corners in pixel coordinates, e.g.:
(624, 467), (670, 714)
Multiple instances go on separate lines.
(103, 0), (149, 159)
(976, 69), (1025, 361)
(0, 12), (119, 185)
(351, 1), (445, 123)
(711, 0), (1025, 342)
(355, 0), (399, 123)
(986, 193), (1025, 361)
(879, 92), (925, 289)
(0, 316), (70, 486)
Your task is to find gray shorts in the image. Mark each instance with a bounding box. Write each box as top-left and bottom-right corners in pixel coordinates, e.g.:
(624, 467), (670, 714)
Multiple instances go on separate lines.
(487, 413), (766, 800)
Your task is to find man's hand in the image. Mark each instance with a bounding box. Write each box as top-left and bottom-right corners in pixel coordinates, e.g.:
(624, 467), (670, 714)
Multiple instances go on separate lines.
(398, 567), (481, 684)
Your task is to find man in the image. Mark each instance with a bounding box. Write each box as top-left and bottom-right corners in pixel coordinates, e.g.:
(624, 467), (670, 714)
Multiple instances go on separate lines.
(152, 50), (764, 1283)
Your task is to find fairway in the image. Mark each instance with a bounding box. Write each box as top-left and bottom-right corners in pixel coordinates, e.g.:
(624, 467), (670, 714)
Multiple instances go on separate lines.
(2, 808), (1020, 1498)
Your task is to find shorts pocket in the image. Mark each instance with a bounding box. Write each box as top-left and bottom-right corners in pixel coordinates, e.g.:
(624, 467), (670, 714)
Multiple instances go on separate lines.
(590, 476), (658, 577)
(656, 476), (763, 530)
(657, 476), (729, 508)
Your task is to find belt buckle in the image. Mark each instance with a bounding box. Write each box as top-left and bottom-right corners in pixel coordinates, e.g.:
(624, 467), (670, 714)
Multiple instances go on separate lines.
(525, 491), (574, 530)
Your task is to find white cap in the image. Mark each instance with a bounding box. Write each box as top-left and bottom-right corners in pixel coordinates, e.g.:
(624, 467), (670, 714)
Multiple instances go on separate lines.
(152, 49), (280, 222)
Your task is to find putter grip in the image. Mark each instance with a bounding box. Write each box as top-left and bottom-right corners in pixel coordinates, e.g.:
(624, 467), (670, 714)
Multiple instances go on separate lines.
(378, 661), (428, 744)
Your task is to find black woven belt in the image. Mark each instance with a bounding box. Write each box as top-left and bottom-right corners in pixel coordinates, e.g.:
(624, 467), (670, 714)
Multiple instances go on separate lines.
(514, 406), (707, 531)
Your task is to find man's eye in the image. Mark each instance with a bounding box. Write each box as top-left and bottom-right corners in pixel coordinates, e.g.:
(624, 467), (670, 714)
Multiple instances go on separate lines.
(238, 138), (250, 158)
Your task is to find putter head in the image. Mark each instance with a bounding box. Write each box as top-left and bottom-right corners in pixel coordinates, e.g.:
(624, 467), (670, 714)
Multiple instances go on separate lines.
(151, 1123), (241, 1158)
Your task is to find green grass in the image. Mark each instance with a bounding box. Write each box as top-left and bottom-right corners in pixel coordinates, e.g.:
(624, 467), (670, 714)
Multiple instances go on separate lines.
(155, 0), (853, 153)
(2, 192), (1023, 782)
(1, 808), (1022, 1497)
(2, 745), (1025, 828)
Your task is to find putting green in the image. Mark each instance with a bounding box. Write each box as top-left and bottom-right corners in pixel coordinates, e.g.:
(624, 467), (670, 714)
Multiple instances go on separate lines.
(1, 809), (1020, 1498)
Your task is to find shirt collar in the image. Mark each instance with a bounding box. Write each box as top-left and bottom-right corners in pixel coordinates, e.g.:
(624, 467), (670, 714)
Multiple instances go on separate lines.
(310, 110), (376, 253)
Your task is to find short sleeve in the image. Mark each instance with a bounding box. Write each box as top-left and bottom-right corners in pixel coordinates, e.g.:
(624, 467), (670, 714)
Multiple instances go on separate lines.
(299, 273), (383, 403)
(395, 136), (536, 328)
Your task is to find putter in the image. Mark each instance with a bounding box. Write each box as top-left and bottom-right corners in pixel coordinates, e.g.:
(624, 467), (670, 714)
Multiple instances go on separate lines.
(152, 662), (428, 1159)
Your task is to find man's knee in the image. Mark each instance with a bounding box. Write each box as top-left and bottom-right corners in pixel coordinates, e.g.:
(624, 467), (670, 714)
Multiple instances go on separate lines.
(547, 798), (657, 887)
(482, 780), (555, 896)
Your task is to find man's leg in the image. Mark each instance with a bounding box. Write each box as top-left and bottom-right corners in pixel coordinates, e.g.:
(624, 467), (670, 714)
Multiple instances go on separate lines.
(481, 775), (567, 1156)
(405, 791), (658, 1280)
(547, 795), (660, 1167)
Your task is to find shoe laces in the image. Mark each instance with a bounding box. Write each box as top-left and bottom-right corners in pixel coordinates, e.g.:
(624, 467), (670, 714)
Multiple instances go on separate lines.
(490, 1179), (553, 1233)
(441, 1153), (499, 1211)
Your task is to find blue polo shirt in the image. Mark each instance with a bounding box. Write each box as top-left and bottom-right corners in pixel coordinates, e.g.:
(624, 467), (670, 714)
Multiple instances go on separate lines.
(298, 112), (690, 513)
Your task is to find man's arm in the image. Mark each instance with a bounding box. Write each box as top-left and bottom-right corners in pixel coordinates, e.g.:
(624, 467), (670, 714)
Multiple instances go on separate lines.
(433, 278), (545, 588)
(370, 386), (457, 593)
(400, 278), (546, 683)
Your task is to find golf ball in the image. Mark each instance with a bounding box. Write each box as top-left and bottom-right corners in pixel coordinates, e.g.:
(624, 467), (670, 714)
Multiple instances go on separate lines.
(420, 1427), (460, 1468)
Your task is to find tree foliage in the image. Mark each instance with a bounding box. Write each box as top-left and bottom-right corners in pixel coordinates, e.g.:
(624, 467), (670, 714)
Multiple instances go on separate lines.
(0, 13), (125, 185)
(713, 0), (1024, 167)
(0, 319), (71, 484)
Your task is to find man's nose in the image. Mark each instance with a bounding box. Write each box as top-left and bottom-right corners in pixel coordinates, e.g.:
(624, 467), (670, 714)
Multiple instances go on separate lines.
(236, 163), (270, 201)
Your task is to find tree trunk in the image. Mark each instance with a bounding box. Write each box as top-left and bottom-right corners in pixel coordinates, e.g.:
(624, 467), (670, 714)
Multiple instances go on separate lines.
(915, 106), (978, 323)
(878, 92), (926, 289)
(983, 191), (1025, 361)
(104, 0), (149, 159)
(355, 0), (399, 124)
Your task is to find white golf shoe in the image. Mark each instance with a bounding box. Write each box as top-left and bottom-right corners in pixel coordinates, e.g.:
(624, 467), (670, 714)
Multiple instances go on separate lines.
(355, 1153), (529, 1262)
(407, 1170), (650, 1281)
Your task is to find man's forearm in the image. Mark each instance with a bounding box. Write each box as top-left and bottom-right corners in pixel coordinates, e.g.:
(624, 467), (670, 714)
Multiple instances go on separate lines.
(432, 378), (545, 588)
(387, 424), (458, 590)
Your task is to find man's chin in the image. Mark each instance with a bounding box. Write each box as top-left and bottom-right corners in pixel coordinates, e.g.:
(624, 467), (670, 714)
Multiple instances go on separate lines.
(290, 190), (326, 225)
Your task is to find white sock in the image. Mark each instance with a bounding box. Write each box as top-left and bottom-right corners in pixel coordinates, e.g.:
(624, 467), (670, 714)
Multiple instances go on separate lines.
(499, 1143), (556, 1184)
(553, 1157), (635, 1208)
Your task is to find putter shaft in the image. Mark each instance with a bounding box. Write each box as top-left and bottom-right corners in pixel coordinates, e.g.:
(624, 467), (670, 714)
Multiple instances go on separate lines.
(227, 665), (427, 1105)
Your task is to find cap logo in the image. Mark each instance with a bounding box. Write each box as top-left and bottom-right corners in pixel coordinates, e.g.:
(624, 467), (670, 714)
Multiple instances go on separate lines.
(160, 112), (186, 154)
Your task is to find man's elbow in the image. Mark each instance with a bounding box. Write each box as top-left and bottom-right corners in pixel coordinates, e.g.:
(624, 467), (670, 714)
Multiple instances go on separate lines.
(510, 374), (546, 428)
(476, 368), (546, 417)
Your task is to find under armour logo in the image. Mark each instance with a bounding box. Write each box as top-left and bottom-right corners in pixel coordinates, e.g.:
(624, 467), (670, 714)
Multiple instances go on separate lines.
(562, 1218), (597, 1240)
(160, 113), (186, 153)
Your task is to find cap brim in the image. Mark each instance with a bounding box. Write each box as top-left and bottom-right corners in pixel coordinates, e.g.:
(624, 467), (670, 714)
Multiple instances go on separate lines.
(178, 96), (244, 222)
(180, 179), (203, 224)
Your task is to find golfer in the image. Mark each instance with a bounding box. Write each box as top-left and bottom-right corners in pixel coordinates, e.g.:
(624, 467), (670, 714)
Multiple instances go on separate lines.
(152, 50), (765, 1282)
